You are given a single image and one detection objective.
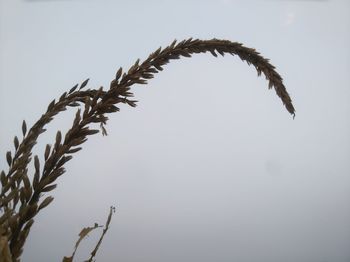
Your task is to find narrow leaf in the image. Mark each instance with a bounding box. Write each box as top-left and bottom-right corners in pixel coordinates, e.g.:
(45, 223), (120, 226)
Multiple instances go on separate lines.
(55, 131), (62, 148)
(42, 184), (57, 192)
(59, 92), (67, 101)
(67, 147), (82, 154)
(33, 170), (40, 190)
(69, 102), (80, 107)
(47, 99), (56, 112)
(22, 120), (27, 136)
(6, 151), (12, 166)
(69, 84), (79, 94)
(14, 136), (19, 150)
(34, 155), (40, 172)
(44, 144), (51, 160)
(38, 196), (54, 211)
(79, 78), (90, 90)
(170, 39), (177, 48)
(115, 67), (123, 81)
(100, 124), (108, 136)
(0, 170), (7, 187)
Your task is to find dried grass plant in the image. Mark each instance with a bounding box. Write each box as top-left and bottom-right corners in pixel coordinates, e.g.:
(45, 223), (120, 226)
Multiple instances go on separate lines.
(0, 38), (295, 261)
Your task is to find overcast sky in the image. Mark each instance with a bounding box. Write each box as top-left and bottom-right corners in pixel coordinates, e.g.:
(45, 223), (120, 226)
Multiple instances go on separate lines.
(0, 0), (349, 261)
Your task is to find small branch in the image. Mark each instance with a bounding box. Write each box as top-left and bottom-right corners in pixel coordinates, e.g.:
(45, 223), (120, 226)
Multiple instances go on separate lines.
(85, 206), (116, 262)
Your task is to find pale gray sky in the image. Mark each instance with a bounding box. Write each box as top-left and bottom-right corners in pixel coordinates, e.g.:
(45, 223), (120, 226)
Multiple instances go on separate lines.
(0, 0), (349, 261)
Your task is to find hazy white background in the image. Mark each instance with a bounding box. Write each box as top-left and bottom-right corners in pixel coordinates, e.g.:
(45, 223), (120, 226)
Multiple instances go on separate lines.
(0, 0), (349, 261)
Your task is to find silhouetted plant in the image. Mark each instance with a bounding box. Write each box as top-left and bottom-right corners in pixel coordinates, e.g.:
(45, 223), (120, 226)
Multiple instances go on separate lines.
(0, 38), (295, 261)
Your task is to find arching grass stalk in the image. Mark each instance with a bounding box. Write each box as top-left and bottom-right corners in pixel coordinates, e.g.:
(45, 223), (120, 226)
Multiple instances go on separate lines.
(0, 38), (295, 261)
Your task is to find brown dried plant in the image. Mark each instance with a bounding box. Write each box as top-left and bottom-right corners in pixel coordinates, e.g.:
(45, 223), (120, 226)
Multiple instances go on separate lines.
(0, 38), (295, 261)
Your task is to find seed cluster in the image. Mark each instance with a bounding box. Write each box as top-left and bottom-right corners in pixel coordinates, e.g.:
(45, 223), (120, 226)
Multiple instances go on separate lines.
(0, 38), (295, 261)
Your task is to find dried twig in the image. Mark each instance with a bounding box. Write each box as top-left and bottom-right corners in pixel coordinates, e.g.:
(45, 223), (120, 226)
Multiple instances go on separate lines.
(85, 206), (116, 262)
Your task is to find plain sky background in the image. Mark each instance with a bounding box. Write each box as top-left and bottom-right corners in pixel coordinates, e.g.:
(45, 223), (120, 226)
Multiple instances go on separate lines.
(0, 0), (349, 261)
